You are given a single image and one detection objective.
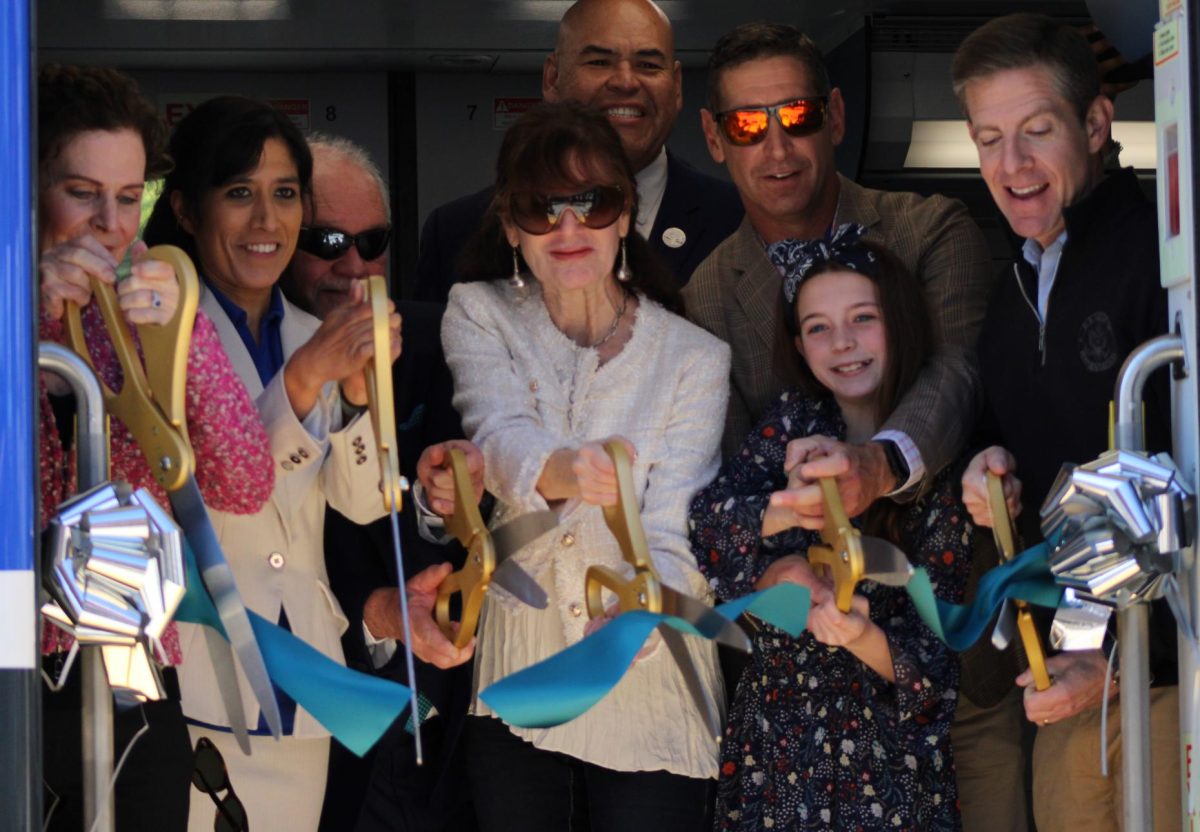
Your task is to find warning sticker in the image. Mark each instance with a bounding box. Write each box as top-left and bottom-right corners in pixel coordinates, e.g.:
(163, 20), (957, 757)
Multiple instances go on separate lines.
(158, 94), (310, 131)
(1155, 20), (1180, 67)
(494, 97), (542, 131)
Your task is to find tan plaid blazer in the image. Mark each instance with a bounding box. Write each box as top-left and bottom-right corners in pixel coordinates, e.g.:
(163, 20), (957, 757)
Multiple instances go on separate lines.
(683, 175), (995, 481)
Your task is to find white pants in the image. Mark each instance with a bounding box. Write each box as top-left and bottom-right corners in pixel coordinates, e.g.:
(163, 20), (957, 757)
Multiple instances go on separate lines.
(186, 726), (330, 832)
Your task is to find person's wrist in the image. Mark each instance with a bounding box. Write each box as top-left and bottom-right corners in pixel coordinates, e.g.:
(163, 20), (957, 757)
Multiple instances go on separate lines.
(877, 440), (909, 493)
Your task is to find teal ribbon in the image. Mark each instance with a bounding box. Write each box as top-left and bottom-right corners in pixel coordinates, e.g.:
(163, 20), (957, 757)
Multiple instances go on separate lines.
(479, 584), (810, 729)
(175, 544), (411, 757)
(904, 541), (1063, 651)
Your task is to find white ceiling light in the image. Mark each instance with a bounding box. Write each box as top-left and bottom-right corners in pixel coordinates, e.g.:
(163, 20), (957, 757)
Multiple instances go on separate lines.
(104, 0), (291, 21)
(903, 119), (1158, 171)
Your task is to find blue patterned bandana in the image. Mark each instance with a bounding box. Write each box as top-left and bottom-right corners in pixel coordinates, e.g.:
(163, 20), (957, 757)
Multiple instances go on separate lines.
(767, 223), (877, 304)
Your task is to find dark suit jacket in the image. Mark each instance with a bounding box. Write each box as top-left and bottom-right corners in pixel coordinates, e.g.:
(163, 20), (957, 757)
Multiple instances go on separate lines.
(320, 300), (476, 832)
(413, 152), (743, 302)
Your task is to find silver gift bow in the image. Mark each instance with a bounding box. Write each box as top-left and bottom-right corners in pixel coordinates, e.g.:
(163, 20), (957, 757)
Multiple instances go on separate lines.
(41, 481), (186, 701)
(1040, 450), (1194, 651)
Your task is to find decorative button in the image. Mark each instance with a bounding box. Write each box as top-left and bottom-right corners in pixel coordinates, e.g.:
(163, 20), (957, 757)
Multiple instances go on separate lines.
(560, 532), (575, 547)
(529, 379), (539, 393)
(267, 552), (285, 570)
(356, 456), (367, 465)
(290, 454), (302, 464)
(298, 448), (310, 459)
(569, 603), (582, 617)
(281, 461), (294, 471)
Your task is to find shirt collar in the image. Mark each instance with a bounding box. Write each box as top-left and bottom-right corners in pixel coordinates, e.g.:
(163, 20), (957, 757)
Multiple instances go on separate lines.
(1021, 230), (1068, 269)
(633, 147), (669, 239)
(205, 278), (286, 337)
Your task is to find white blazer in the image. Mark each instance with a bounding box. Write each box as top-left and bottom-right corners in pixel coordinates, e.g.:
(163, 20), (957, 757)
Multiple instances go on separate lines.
(177, 286), (386, 738)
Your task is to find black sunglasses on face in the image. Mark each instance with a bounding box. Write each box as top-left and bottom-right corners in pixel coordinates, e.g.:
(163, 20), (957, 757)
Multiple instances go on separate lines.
(509, 186), (626, 235)
(296, 225), (392, 261)
(192, 737), (249, 832)
(714, 96), (829, 146)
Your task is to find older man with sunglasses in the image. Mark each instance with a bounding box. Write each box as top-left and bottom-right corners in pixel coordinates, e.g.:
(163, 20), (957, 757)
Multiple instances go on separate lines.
(413, 0), (743, 302)
(281, 134), (480, 832)
(685, 22), (993, 502)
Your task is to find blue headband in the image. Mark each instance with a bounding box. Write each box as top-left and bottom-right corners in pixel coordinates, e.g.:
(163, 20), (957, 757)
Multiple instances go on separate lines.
(767, 223), (877, 304)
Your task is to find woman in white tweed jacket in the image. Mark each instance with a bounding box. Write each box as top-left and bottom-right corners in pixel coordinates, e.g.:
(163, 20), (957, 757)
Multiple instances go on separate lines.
(442, 102), (731, 832)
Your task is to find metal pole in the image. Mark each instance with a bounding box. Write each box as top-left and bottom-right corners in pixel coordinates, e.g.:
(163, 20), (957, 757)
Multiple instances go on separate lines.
(38, 343), (115, 832)
(1113, 333), (1186, 832)
(0, 1), (39, 830)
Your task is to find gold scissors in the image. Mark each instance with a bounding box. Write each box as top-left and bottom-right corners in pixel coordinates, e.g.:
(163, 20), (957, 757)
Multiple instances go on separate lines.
(988, 471), (1053, 691)
(435, 449), (555, 648)
(63, 244), (281, 751)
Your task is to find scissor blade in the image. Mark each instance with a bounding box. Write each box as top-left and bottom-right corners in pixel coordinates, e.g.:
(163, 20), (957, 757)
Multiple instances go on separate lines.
(661, 586), (751, 652)
(658, 623), (722, 744)
(169, 478), (282, 739)
(859, 536), (914, 586)
(490, 560), (549, 609)
(491, 510), (558, 563)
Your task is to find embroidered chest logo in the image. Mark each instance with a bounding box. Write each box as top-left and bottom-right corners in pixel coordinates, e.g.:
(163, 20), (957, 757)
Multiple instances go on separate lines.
(1078, 311), (1118, 372)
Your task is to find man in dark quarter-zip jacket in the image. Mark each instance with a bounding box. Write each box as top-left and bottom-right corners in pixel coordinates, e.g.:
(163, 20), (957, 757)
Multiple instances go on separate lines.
(952, 13), (1178, 832)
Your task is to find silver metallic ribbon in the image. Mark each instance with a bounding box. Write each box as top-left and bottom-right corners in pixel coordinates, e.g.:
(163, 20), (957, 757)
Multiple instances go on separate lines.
(1040, 450), (1194, 650)
(41, 481), (186, 701)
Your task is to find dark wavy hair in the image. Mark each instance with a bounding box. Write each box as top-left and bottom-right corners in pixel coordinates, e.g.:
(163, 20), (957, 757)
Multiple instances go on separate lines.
(38, 64), (170, 184)
(707, 23), (830, 112)
(456, 101), (680, 314)
(143, 96), (312, 260)
(777, 241), (932, 431)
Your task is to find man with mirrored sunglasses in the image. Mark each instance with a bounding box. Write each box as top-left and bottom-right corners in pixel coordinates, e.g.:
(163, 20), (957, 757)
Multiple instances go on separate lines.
(413, 0), (743, 302)
(685, 22), (994, 509)
(281, 134), (479, 832)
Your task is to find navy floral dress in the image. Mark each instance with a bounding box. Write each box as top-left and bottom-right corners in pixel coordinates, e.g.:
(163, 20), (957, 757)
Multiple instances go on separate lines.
(688, 392), (971, 831)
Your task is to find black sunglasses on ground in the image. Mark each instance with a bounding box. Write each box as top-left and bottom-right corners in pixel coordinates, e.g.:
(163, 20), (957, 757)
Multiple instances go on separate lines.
(297, 225), (392, 261)
(192, 737), (249, 832)
(714, 96), (828, 146)
(509, 186), (626, 235)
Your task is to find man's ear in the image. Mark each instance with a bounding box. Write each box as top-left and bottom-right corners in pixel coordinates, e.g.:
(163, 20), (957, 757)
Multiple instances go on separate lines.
(542, 53), (560, 101)
(828, 87), (846, 147)
(169, 189), (195, 235)
(1084, 94), (1116, 156)
(672, 60), (683, 113)
(700, 108), (726, 165)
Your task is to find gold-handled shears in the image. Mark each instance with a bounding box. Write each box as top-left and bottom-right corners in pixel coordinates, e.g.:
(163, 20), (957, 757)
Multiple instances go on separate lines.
(362, 275), (425, 763)
(435, 449), (554, 648)
(988, 471), (1053, 691)
(64, 245), (281, 752)
(808, 478), (913, 612)
(586, 441), (748, 742)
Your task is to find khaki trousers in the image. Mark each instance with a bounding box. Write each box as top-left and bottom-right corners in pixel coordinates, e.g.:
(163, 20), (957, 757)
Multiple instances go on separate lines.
(953, 686), (1029, 832)
(1032, 685), (1180, 832)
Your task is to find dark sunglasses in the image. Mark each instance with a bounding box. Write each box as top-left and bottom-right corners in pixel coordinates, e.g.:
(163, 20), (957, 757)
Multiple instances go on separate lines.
(714, 96), (828, 146)
(296, 225), (392, 261)
(509, 186), (626, 235)
(192, 737), (249, 832)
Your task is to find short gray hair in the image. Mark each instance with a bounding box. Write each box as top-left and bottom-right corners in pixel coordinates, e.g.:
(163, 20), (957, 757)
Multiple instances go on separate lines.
(306, 131), (391, 223)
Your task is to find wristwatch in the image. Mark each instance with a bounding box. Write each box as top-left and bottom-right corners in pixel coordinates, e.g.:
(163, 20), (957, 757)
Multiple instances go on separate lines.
(880, 439), (910, 489)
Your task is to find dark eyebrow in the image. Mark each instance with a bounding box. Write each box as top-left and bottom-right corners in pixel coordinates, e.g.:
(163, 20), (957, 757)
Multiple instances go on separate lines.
(578, 44), (668, 62)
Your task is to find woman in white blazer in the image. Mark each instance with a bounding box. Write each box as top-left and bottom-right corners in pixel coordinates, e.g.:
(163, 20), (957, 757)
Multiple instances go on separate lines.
(144, 96), (401, 832)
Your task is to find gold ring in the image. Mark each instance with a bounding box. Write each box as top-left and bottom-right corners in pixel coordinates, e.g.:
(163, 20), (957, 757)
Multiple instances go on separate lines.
(1041, 719), (1050, 726)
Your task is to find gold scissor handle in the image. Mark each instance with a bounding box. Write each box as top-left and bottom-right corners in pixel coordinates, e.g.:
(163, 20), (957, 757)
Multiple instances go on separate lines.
(363, 275), (406, 511)
(986, 471), (1052, 691)
(436, 448), (495, 647)
(807, 477), (864, 613)
(585, 564), (662, 618)
(64, 245), (196, 491)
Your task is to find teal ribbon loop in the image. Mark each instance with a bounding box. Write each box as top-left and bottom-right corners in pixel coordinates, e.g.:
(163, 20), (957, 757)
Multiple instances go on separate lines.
(905, 541), (1063, 651)
(175, 544), (411, 757)
(480, 583), (811, 729)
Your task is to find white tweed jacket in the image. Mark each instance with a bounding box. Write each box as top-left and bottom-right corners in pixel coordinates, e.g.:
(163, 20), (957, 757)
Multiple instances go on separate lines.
(442, 280), (731, 776)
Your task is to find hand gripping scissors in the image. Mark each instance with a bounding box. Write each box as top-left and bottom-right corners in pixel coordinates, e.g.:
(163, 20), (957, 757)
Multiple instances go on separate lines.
(585, 441), (751, 742)
(65, 245), (280, 752)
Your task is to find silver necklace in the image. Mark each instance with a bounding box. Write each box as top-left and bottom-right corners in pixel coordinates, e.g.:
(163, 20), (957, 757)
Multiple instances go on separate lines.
(589, 292), (629, 349)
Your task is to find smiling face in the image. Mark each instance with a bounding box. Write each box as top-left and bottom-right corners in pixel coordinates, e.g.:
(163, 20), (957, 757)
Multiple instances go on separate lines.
(965, 64), (1111, 248)
(702, 55), (844, 243)
(793, 270), (887, 415)
(543, 0), (682, 173)
(284, 152), (389, 319)
(178, 137), (302, 306)
(39, 128), (146, 258)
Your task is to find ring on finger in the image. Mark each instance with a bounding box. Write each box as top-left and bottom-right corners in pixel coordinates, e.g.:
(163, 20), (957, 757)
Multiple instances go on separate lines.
(151, 290), (162, 308)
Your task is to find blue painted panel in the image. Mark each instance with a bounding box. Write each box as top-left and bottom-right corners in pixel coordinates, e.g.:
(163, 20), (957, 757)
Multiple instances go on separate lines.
(0, 0), (35, 573)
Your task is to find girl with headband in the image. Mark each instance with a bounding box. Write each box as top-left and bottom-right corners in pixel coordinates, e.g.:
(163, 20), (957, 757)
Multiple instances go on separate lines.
(688, 224), (971, 831)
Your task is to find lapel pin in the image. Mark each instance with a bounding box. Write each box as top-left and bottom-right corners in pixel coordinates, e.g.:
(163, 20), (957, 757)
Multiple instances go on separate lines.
(661, 227), (686, 249)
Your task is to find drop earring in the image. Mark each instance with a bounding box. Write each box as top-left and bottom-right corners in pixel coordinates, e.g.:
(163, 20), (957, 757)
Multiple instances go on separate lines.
(509, 245), (526, 290)
(615, 237), (631, 283)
